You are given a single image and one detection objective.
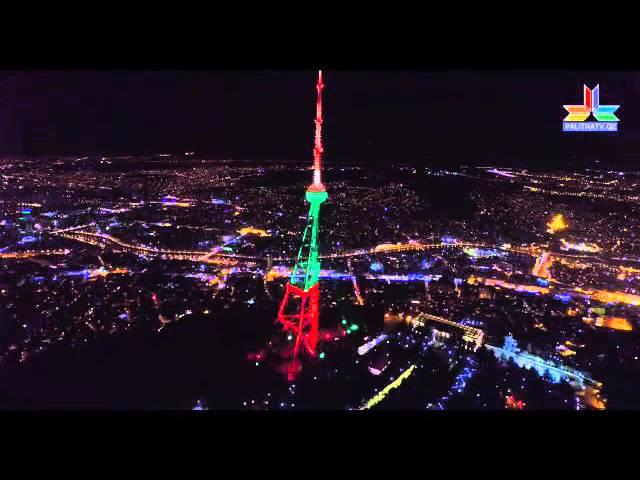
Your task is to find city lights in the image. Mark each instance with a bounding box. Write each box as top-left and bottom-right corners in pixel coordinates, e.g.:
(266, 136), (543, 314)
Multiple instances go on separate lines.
(2, 71), (639, 412)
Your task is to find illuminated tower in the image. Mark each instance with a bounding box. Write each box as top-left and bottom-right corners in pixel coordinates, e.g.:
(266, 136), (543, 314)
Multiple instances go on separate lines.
(277, 70), (328, 367)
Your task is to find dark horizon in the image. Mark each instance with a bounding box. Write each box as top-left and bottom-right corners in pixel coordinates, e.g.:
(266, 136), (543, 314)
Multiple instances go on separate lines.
(1, 70), (639, 169)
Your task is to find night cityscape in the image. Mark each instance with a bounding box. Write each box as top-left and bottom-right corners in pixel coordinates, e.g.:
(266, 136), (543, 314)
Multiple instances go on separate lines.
(2, 70), (640, 411)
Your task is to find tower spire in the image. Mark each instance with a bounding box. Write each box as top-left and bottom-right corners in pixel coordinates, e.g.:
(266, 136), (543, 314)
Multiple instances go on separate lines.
(310, 69), (325, 192)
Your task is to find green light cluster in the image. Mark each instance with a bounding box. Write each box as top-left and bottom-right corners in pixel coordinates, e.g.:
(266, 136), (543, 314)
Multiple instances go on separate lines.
(290, 190), (328, 291)
(345, 323), (359, 334)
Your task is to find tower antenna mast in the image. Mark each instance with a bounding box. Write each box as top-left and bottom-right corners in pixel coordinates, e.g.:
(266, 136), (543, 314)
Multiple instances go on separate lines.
(310, 70), (325, 190)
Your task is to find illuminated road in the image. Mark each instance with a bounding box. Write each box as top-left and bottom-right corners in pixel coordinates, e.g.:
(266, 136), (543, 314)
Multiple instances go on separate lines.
(347, 258), (365, 305)
(48, 229), (640, 304)
(50, 224), (96, 234)
(320, 241), (496, 259)
(15, 230), (640, 309)
(358, 365), (417, 410)
(54, 230), (247, 265)
(52, 229), (495, 264)
(532, 252), (554, 279)
(0, 249), (70, 259)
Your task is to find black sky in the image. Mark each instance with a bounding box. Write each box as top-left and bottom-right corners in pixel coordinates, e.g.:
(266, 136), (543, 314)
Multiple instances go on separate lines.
(1, 70), (639, 169)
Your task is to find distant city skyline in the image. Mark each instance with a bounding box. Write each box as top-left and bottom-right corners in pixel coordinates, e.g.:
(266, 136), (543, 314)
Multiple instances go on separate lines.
(2, 71), (640, 169)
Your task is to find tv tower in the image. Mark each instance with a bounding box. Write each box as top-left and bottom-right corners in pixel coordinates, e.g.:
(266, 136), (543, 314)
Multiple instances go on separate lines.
(276, 70), (328, 376)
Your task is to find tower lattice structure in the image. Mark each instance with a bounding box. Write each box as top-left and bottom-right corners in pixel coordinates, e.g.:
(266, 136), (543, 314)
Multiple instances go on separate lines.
(277, 70), (328, 366)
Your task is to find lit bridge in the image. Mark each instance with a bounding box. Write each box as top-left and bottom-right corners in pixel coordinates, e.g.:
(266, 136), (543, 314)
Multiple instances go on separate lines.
(408, 312), (485, 350)
(485, 344), (601, 389)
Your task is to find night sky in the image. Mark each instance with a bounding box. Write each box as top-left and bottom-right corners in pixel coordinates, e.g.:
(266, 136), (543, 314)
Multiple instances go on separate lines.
(1, 70), (640, 169)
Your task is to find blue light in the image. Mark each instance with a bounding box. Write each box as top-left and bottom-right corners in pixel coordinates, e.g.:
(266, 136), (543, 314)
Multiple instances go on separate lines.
(554, 293), (571, 303)
(370, 262), (384, 273)
(319, 271), (352, 280)
(62, 269), (90, 278)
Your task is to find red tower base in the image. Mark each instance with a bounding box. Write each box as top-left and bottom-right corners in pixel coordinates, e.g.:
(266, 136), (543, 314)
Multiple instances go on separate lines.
(276, 283), (320, 373)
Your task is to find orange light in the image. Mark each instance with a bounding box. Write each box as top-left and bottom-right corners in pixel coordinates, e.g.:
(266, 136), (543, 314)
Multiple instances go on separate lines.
(592, 316), (633, 331)
(546, 214), (568, 234)
(238, 227), (271, 237)
(592, 290), (640, 307)
(532, 252), (554, 279)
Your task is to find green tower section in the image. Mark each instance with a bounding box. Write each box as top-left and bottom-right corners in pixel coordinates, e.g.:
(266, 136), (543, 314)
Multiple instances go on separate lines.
(290, 190), (328, 291)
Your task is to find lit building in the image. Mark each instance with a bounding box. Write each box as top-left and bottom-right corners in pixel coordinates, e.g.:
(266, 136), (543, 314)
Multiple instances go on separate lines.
(486, 336), (598, 389)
